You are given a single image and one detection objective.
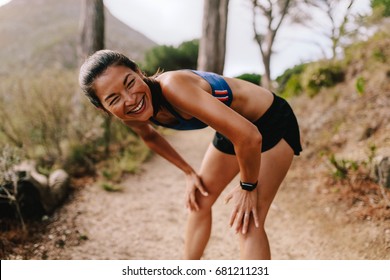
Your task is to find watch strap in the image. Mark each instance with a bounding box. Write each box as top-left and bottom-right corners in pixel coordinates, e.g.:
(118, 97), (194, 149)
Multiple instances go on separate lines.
(240, 180), (258, 191)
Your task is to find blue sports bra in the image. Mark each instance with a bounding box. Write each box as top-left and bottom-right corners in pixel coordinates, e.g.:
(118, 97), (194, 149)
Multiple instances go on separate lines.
(149, 70), (233, 130)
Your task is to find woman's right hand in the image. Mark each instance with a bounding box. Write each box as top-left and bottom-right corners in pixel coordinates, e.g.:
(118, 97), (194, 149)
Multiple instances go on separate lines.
(185, 170), (208, 211)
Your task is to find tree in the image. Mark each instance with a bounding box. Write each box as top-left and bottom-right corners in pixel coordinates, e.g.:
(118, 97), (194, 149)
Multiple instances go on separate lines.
(79, 0), (105, 60)
(79, 0), (110, 156)
(251, 0), (293, 90)
(310, 0), (357, 60)
(197, 0), (229, 74)
(143, 40), (199, 75)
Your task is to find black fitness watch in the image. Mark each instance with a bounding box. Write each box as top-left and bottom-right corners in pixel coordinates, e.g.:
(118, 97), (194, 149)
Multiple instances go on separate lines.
(240, 181), (258, 192)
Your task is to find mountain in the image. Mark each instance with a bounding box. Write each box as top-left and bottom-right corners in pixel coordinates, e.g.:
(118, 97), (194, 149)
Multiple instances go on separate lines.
(0, 0), (156, 73)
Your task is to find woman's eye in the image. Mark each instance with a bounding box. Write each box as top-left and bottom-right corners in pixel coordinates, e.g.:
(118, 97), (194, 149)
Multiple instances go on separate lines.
(110, 96), (119, 106)
(127, 79), (135, 89)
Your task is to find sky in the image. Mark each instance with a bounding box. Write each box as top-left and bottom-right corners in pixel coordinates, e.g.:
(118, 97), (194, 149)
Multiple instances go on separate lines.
(0, 0), (372, 77)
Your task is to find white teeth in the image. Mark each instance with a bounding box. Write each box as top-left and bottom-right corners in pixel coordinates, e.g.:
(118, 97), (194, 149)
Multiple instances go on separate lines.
(129, 97), (144, 113)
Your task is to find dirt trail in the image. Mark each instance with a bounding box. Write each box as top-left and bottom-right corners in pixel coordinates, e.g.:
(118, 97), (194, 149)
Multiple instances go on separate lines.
(26, 128), (390, 260)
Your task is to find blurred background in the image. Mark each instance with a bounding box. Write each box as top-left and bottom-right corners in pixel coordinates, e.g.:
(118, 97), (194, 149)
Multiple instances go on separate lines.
(0, 0), (389, 259)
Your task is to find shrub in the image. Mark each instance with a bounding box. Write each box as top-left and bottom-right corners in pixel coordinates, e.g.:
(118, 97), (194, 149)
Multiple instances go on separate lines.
(142, 39), (199, 75)
(98, 137), (150, 183)
(282, 75), (303, 98)
(0, 68), (77, 161)
(234, 73), (261, 85)
(371, 0), (390, 17)
(327, 145), (378, 182)
(276, 63), (307, 97)
(301, 61), (345, 97)
(355, 76), (366, 96)
(328, 154), (358, 180)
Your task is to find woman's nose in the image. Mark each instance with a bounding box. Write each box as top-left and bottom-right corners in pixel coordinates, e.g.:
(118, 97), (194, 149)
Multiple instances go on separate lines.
(123, 91), (136, 106)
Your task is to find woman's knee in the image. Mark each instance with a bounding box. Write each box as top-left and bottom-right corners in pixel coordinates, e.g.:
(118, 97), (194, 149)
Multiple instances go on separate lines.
(238, 223), (267, 242)
(197, 174), (228, 209)
(195, 191), (217, 213)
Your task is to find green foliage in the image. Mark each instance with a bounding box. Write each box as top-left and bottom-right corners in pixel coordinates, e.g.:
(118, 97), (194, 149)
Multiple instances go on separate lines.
(101, 182), (123, 192)
(142, 39), (199, 75)
(371, 0), (390, 17)
(343, 30), (390, 75)
(283, 75), (303, 98)
(0, 68), (102, 174)
(276, 63), (307, 97)
(328, 154), (356, 180)
(367, 144), (377, 165)
(234, 73), (262, 85)
(98, 139), (150, 183)
(372, 47), (387, 62)
(355, 76), (366, 96)
(328, 145), (378, 181)
(64, 142), (98, 177)
(301, 61), (345, 97)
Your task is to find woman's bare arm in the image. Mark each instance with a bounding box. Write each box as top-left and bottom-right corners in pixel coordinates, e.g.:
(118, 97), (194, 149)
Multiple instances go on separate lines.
(125, 121), (208, 210)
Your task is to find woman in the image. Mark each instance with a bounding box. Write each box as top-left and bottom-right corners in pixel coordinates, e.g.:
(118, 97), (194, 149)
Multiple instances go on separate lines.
(79, 50), (302, 259)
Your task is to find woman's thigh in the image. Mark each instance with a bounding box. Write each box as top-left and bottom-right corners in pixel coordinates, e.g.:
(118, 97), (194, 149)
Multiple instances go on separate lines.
(256, 138), (294, 223)
(196, 143), (240, 210)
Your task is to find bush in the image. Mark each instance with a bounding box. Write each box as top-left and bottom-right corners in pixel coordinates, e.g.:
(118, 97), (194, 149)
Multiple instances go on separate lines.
(283, 75), (303, 97)
(0, 68), (148, 178)
(328, 154), (358, 180)
(234, 73), (261, 85)
(371, 0), (390, 17)
(355, 76), (366, 96)
(276, 63), (307, 97)
(142, 39), (199, 75)
(0, 68), (77, 161)
(301, 61), (345, 97)
(98, 137), (150, 183)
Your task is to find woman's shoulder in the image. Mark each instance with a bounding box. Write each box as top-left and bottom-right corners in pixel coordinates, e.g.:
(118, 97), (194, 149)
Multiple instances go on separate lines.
(157, 70), (196, 83)
(157, 70), (208, 93)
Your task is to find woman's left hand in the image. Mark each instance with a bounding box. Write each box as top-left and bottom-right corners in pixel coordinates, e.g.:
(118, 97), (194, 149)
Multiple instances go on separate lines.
(224, 186), (259, 234)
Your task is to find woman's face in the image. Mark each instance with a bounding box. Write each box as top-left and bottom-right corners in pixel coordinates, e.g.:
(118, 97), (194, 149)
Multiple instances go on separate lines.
(94, 65), (154, 122)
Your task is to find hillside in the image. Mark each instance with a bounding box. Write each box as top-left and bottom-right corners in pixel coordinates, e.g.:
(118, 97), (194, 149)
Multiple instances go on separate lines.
(296, 33), (390, 164)
(290, 31), (390, 222)
(0, 0), (156, 73)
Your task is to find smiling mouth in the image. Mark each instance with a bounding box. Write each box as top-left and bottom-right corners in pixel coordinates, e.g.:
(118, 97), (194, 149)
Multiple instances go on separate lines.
(128, 96), (145, 114)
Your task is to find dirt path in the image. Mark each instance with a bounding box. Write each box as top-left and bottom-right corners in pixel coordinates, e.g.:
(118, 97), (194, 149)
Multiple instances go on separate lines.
(18, 128), (390, 260)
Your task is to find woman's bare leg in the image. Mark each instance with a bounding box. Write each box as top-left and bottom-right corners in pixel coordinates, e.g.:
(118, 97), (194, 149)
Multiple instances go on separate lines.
(239, 139), (294, 259)
(184, 144), (239, 259)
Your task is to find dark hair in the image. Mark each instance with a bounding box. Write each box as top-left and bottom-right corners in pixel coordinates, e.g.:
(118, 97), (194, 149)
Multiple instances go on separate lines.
(79, 49), (165, 116)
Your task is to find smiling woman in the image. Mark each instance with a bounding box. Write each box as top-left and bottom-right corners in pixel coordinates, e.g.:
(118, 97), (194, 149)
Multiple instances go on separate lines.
(79, 49), (302, 260)
(93, 66), (153, 122)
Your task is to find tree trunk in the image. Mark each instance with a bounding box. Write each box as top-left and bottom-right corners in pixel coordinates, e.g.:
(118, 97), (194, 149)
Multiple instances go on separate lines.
(78, 0), (111, 156)
(79, 0), (105, 60)
(252, 0), (291, 90)
(261, 50), (272, 90)
(197, 0), (229, 74)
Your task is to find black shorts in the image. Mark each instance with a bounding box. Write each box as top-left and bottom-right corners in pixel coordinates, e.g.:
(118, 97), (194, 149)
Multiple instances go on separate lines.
(212, 93), (302, 156)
